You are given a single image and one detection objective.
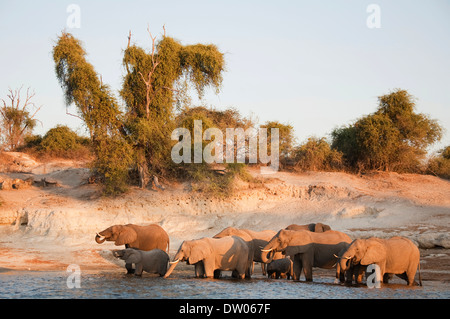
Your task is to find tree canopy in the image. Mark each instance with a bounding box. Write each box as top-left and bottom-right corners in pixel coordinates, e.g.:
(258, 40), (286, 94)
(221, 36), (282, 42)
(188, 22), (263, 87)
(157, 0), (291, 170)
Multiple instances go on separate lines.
(52, 29), (225, 194)
(332, 89), (442, 172)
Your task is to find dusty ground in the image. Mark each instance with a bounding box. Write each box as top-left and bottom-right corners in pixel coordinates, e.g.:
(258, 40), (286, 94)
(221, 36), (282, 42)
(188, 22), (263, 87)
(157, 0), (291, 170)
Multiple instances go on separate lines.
(0, 152), (449, 285)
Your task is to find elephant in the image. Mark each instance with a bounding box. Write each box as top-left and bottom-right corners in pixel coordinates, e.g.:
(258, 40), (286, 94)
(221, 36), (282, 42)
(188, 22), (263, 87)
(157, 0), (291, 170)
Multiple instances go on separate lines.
(267, 257), (293, 279)
(285, 222), (331, 233)
(339, 237), (422, 286)
(95, 224), (169, 274)
(334, 244), (366, 284)
(163, 236), (252, 279)
(113, 248), (169, 277)
(213, 226), (283, 275)
(261, 229), (352, 281)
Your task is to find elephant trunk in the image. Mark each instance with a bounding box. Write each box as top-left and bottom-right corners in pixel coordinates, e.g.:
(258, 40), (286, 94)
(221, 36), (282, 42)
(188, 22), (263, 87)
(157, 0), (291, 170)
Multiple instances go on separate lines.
(261, 249), (275, 264)
(95, 233), (106, 244)
(164, 259), (179, 278)
(339, 255), (352, 272)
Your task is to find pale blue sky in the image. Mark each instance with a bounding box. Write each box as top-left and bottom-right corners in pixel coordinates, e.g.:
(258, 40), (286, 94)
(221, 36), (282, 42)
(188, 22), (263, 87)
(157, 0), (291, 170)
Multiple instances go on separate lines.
(1, 0), (449, 153)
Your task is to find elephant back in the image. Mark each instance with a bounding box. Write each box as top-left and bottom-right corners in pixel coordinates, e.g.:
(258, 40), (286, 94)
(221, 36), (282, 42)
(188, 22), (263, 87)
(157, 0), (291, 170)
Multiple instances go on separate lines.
(130, 224), (170, 253)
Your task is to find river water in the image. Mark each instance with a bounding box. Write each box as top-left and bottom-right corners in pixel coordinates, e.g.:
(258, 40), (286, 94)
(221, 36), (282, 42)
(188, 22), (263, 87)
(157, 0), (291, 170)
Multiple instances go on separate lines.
(1, 267), (448, 299)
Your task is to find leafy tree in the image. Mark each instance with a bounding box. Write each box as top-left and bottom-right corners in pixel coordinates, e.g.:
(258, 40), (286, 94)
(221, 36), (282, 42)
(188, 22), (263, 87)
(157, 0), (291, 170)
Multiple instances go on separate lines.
(260, 121), (295, 162)
(120, 29), (225, 185)
(53, 32), (131, 195)
(52, 30), (225, 194)
(332, 89), (442, 172)
(295, 137), (343, 171)
(331, 125), (358, 168)
(40, 125), (80, 152)
(427, 146), (450, 179)
(0, 87), (41, 151)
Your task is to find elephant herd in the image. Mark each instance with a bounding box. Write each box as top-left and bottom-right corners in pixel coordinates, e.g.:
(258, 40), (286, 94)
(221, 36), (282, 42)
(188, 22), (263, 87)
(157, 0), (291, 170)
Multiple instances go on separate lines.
(95, 222), (422, 286)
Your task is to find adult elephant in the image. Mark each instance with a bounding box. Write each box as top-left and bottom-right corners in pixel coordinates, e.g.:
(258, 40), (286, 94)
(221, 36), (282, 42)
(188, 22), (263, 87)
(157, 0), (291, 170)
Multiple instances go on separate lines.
(95, 224), (169, 274)
(261, 229), (352, 281)
(285, 222), (331, 233)
(213, 227), (282, 275)
(164, 236), (252, 279)
(339, 237), (422, 286)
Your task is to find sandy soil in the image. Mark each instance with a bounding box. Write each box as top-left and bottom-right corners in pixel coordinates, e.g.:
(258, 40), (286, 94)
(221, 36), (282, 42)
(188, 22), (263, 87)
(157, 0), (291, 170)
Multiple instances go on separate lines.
(0, 152), (449, 283)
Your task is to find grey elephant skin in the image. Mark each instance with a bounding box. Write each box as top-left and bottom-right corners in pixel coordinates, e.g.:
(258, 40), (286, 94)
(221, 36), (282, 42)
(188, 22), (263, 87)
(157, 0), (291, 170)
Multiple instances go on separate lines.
(113, 248), (169, 277)
(267, 257), (293, 279)
(261, 229), (352, 281)
(339, 236), (422, 286)
(95, 224), (169, 274)
(164, 236), (252, 279)
(213, 227), (282, 276)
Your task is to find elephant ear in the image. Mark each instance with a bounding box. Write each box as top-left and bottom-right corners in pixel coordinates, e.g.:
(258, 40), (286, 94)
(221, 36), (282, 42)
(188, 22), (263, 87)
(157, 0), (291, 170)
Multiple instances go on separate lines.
(115, 226), (138, 246)
(189, 239), (213, 264)
(361, 239), (386, 265)
(125, 250), (141, 264)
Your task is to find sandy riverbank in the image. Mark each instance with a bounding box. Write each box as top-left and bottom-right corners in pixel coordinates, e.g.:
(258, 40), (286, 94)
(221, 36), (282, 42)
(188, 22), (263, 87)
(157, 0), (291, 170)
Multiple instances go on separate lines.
(0, 152), (449, 283)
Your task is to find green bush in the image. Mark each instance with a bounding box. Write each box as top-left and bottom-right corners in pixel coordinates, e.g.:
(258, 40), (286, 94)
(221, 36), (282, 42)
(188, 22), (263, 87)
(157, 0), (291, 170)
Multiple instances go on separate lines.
(331, 89), (442, 172)
(41, 125), (80, 152)
(294, 137), (343, 171)
(19, 126), (92, 159)
(427, 146), (450, 179)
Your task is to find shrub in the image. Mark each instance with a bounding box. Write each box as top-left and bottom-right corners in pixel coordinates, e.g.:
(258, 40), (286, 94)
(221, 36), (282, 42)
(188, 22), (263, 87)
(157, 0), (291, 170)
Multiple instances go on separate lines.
(294, 137), (343, 171)
(331, 89), (442, 172)
(427, 146), (450, 179)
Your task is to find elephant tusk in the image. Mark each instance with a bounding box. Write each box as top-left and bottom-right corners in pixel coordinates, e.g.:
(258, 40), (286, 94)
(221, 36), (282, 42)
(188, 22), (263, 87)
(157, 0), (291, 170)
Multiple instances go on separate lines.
(345, 256), (352, 259)
(169, 259), (180, 264)
(333, 254), (339, 258)
(261, 249), (273, 252)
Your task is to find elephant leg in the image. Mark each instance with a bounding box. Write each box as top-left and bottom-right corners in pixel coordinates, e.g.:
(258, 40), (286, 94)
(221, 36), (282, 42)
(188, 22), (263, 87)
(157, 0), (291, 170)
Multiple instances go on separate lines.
(406, 264), (419, 286)
(235, 261), (248, 279)
(344, 267), (353, 284)
(354, 264), (365, 284)
(301, 252), (313, 281)
(292, 255), (302, 281)
(195, 262), (206, 278)
(134, 263), (143, 276)
(125, 263), (135, 274)
(203, 258), (215, 278)
(395, 272), (417, 286)
(383, 273), (392, 283)
(214, 269), (222, 279)
(230, 269), (245, 279)
(261, 263), (267, 276)
(302, 260), (313, 282)
(245, 265), (252, 279)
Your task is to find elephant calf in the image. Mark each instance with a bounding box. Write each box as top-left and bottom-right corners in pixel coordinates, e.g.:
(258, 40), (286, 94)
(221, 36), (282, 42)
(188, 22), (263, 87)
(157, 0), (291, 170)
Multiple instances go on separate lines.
(113, 248), (169, 277)
(267, 258), (293, 279)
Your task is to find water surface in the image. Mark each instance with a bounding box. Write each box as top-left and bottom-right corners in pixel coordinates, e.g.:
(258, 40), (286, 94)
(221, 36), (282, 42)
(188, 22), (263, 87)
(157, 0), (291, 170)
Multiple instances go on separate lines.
(0, 268), (448, 299)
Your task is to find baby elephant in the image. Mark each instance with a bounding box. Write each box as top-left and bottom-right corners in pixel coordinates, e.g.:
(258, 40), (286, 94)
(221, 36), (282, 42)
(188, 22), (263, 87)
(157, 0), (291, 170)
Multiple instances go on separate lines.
(267, 258), (293, 279)
(113, 248), (169, 277)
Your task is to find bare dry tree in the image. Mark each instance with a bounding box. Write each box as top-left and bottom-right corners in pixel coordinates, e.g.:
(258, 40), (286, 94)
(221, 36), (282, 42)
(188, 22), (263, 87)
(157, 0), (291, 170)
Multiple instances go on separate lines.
(0, 86), (42, 151)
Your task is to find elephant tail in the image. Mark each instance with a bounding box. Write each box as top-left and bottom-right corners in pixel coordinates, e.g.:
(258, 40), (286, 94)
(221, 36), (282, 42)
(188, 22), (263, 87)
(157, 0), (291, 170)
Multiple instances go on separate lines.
(418, 260), (422, 287)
